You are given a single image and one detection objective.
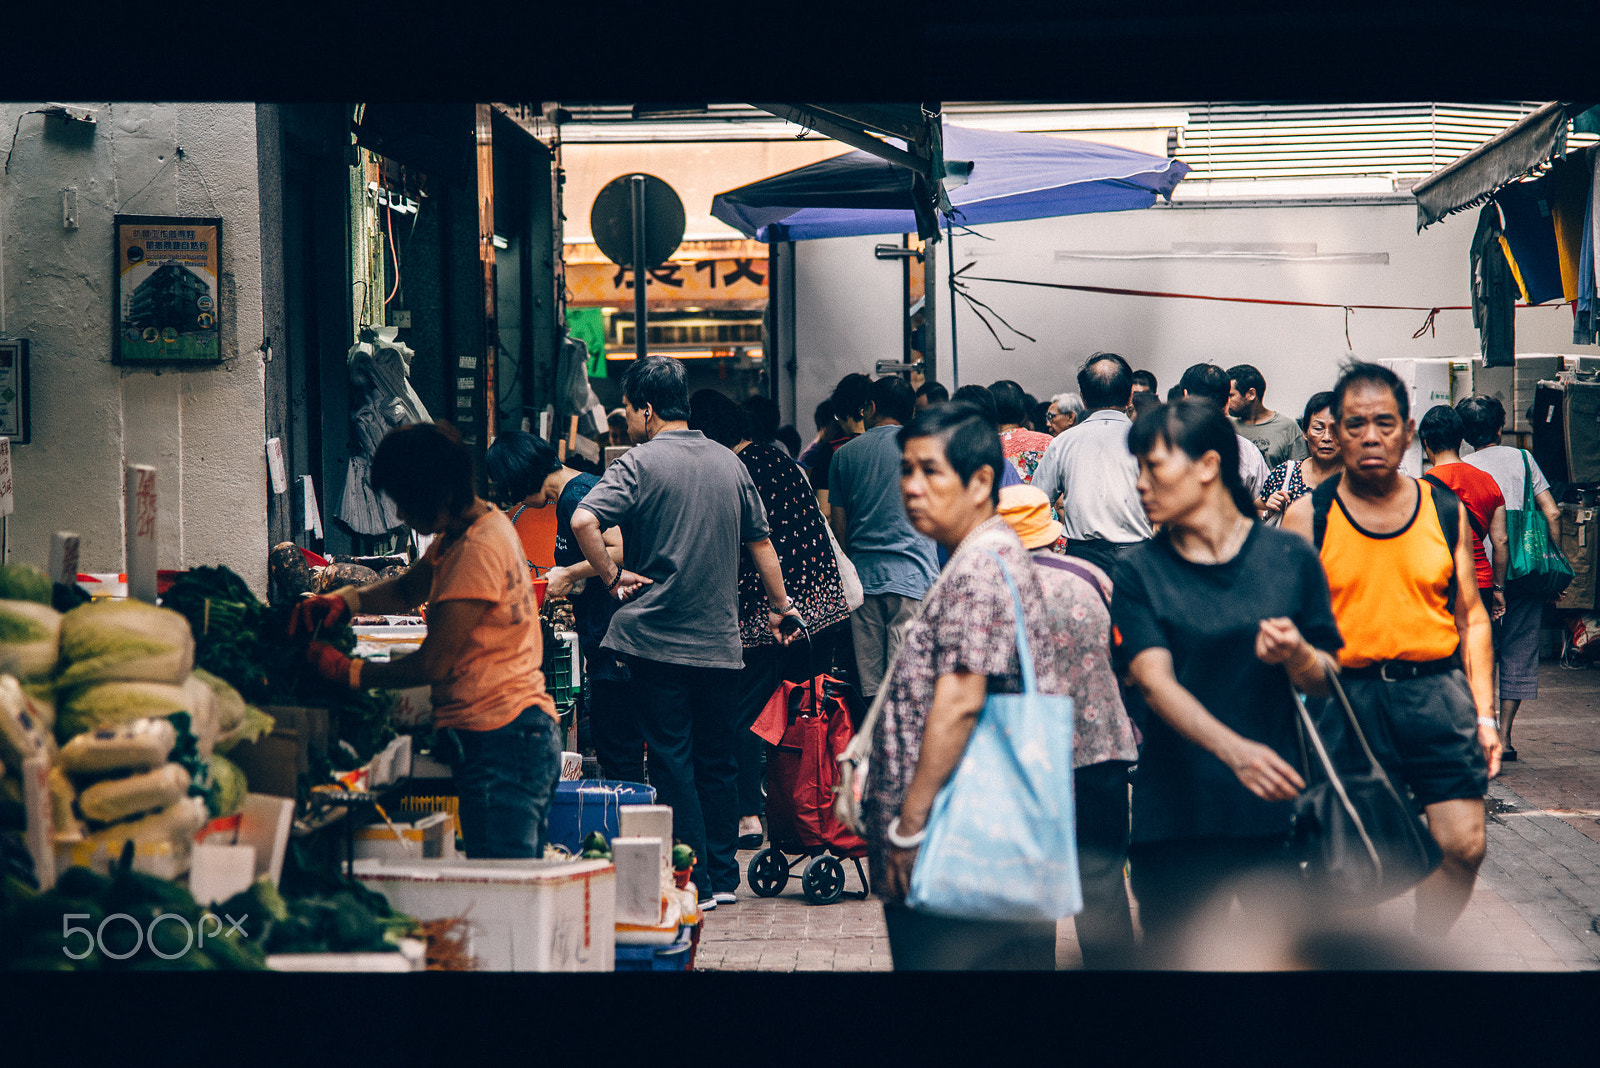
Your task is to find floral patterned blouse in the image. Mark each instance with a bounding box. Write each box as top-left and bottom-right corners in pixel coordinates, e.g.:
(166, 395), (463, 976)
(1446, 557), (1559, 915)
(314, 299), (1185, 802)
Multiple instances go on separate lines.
(1000, 427), (1056, 485)
(1028, 553), (1140, 768)
(737, 442), (851, 648)
(862, 518), (1069, 890)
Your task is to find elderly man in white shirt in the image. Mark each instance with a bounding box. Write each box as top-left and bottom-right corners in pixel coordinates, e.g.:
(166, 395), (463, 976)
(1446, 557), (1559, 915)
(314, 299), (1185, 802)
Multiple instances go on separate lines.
(1032, 352), (1153, 577)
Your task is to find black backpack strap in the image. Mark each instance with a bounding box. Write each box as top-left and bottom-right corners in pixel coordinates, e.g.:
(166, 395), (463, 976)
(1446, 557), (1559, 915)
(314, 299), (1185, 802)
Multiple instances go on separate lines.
(1423, 475), (1462, 615)
(1310, 471), (1342, 550)
(1421, 473), (1485, 541)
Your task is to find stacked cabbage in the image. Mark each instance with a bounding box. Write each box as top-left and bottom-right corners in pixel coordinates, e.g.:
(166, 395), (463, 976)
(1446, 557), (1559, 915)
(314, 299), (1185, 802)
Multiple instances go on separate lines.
(46, 600), (251, 859)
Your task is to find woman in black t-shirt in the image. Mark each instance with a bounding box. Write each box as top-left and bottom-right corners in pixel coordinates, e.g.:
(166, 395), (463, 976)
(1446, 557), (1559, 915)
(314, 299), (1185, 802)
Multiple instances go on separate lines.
(1110, 399), (1344, 967)
(487, 432), (644, 782)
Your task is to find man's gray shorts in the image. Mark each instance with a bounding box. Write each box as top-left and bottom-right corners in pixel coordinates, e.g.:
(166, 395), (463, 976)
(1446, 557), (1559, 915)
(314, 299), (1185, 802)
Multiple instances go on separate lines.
(850, 592), (921, 698)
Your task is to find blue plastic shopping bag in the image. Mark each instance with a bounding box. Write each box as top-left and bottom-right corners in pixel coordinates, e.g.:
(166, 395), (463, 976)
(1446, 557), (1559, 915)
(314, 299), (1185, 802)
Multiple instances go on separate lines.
(907, 555), (1082, 922)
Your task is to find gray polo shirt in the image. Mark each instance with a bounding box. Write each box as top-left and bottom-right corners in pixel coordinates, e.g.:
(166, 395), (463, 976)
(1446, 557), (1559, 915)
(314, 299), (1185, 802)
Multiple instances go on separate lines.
(577, 429), (770, 670)
(828, 424), (940, 599)
(1031, 409), (1153, 543)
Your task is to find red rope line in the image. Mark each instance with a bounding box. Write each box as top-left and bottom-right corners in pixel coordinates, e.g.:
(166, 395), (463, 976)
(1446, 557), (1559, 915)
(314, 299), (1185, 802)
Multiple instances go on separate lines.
(961, 275), (1568, 313)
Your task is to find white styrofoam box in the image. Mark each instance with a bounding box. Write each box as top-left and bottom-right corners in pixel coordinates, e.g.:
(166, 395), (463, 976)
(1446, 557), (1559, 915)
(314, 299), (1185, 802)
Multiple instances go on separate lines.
(618, 805), (674, 878)
(611, 836), (665, 926)
(353, 857), (615, 972)
(354, 811), (456, 862)
(237, 794), (294, 886)
(1513, 355), (1566, 431)
(267, 938), (426, 972)
(1379, 358), (1453, 476)
(390, 686), (434, 729)
(189, 843), (257, 906)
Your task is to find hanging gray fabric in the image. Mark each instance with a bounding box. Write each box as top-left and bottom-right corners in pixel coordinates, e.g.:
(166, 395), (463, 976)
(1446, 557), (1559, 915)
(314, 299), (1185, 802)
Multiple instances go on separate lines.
(1470, 203), (1517, 367)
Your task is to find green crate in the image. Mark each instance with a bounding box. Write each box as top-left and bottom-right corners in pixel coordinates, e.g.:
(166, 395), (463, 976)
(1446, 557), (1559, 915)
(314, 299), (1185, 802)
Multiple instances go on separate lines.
(544, 632), (579, 711)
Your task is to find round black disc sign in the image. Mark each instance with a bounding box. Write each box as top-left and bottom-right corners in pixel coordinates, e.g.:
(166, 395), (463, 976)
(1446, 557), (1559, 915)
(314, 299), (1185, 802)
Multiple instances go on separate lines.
(591, 173), (686, 270)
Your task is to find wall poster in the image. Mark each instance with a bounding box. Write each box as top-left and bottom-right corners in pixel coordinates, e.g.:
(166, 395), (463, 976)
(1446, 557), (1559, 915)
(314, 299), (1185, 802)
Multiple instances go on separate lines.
(113, 215), (223, 364)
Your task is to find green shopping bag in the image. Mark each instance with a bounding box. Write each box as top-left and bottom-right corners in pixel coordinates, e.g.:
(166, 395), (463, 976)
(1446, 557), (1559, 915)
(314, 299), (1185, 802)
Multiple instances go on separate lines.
(1505, 451), (1574, 601)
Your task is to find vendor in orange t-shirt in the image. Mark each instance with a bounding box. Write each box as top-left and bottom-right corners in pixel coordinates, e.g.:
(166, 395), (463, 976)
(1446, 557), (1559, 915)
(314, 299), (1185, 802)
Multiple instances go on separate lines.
(292, 422), (561, 858)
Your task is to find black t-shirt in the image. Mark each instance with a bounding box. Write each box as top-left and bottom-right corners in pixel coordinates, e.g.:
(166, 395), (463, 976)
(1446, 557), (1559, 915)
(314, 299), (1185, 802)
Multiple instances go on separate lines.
(1111, 523), (1343, 844)
(554, 473), (616, 653)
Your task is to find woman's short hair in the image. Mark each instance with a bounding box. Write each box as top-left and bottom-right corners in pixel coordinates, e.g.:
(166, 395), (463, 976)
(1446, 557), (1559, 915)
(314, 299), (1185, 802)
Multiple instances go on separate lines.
(688, 389), (748, 448)
(1455, 395), (1506, 449)
(621, 355), (690, 421)
(1418, 404), (1464, 454)
(951, 384), (999, 425)
(371, 422), (476, 520)
(813, 398), (836, 430)
(1050, 392), (1085, 418)
(987, 379), (1031, 425)
(1128, 397), (1256, 520)
(486, 430), (561, 504)
(741, 394), (781, 443)
(1301, 391), (1337, 431)
(897, 403), (1004, 505)
(829, 373), (875, 424)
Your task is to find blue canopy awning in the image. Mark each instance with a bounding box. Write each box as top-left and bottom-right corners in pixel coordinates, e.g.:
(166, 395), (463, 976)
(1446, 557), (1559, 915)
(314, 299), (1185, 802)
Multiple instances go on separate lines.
(712, 121), (1189, 241)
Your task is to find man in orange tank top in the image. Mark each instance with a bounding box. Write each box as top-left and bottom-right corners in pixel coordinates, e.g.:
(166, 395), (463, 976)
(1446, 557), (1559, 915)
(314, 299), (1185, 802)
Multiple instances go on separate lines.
(1284, 362), (1501, 937)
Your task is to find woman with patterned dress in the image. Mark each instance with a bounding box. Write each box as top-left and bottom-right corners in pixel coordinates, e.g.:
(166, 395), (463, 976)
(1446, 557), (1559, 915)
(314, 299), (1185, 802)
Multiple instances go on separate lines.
(866, 404), (1071, 970)
(1258, 392), (1341, 526)
(689, 391), (852, 848)
(989, 380), (1056, 485)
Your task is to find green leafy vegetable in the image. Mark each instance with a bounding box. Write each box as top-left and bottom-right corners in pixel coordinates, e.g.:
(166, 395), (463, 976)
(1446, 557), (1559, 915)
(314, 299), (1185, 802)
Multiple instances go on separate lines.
(0, 564), (54, 606)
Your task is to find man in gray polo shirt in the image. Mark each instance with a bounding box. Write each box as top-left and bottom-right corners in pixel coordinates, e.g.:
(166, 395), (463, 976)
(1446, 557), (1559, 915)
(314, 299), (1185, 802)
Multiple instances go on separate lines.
(573, 356), (802, 907)
(1032, 352), (1153, 577)
(829, 375), (940, 698)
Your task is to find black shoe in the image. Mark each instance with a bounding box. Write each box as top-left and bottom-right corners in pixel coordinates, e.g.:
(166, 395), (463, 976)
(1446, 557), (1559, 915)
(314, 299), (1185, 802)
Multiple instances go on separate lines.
(1502, 746), (1517, 762)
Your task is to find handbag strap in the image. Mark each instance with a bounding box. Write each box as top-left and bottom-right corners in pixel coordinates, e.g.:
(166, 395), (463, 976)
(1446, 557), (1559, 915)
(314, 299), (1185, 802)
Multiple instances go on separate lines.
(1287, 668), (1384, 875)
(989, 551), (1038, 696)
(1289, 659), (1417, 813)
(1519, 449), (1537, 511)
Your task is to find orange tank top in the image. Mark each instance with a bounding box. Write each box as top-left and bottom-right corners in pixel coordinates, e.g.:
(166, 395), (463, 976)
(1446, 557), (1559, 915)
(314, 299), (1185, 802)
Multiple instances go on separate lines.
(1320, 481), (1460, 668)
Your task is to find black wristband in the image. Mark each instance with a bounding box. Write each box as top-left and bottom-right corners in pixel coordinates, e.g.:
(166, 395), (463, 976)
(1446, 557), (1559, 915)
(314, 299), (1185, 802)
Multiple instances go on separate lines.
(605, 570), (623, 594)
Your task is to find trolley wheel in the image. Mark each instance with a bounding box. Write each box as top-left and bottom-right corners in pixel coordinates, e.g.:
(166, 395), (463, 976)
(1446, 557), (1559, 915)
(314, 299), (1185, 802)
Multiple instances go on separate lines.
(801, 854), (846, 905)
(748, 848), (789, 897)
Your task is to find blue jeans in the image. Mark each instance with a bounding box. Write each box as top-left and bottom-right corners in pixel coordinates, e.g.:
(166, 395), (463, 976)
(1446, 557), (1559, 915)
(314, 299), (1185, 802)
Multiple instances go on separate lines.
(449, 706), (562, 859)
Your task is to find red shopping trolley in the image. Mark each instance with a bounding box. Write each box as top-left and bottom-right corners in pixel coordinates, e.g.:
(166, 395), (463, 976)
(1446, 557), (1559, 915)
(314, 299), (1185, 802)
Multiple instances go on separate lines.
(746, 629), (871, 904)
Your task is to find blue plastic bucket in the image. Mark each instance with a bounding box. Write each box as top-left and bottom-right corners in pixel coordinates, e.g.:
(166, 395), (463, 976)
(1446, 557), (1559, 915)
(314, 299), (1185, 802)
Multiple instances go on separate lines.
(546, 779), (657, 853)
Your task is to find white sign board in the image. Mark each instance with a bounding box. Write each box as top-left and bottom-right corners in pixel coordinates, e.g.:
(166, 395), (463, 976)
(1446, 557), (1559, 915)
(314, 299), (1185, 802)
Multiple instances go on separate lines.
(266, 438), (289, 495)
(125, 464), (158, 603)
(0, 437), (13, 518)
(48, 532), (81, 586)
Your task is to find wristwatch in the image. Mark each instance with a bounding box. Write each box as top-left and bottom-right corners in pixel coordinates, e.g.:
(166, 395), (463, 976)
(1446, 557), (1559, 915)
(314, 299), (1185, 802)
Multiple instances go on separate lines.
(1492, 583), (1504, 591)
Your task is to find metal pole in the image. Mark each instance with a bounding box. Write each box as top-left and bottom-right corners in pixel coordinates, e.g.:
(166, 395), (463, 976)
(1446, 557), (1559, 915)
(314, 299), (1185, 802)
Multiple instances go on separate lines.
(901, 234), (913, 369)
(631, 175), (648, 363)
(946, 215), (959, 388)
(923, 234), (937, 389)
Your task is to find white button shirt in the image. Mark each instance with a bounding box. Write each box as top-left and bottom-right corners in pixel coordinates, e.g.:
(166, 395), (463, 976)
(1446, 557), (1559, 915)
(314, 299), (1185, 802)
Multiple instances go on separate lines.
(1031, 408), (1153, 543)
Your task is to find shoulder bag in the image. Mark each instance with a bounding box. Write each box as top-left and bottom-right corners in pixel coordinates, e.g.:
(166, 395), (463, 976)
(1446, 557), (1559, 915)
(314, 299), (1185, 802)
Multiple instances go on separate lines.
(822, 519), (865, 612)
(1504, 451), (1574, 601)
(1288, 662), (1443, 907)
(904, 554), (1081, 921)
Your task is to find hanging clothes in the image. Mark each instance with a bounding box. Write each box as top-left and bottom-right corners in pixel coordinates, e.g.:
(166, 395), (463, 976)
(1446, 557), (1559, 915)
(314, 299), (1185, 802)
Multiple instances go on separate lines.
(1546, 149), (1592, 302)
(1471, 203), (1517, 367)
(1495, 177), (1566, 306)
(1578, 146), (1599, 346)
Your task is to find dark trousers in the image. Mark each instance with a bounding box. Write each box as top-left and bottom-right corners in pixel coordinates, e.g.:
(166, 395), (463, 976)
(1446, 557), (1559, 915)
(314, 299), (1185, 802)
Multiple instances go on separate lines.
(732, 633), (828, 816)
(585, 642), (646, 783)
(1127, 836), (1304, 968)
(450, 706), (562, 859)
(1064, 538), (1138, 578)
(1074, 760), (1136, 969)
(882, 902), (1057, 971)
(623, 654), (742, 895)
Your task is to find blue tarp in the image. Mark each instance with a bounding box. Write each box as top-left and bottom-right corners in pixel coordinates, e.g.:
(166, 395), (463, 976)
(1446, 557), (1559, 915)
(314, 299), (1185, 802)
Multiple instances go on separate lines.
(711, 122), (1189, 241)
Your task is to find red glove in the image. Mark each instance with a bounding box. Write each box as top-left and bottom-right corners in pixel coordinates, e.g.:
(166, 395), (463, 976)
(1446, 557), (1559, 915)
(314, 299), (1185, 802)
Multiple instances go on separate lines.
(306, 641), (362, 689)
(289, 588), (356, 636)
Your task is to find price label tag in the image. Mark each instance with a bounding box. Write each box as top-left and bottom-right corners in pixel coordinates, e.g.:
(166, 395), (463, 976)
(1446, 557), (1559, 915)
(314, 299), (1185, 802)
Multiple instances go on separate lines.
(0, 437), (13, 518)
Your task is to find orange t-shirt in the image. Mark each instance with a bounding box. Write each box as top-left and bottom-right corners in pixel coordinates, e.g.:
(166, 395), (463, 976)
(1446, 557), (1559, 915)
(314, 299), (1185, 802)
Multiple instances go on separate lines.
(424, 506), (556, 730)
(1320, 481), (1461, 669)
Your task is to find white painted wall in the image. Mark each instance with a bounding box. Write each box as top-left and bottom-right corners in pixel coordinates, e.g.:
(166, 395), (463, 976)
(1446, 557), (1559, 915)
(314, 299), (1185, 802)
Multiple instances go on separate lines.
(792, 235), (906, 428)
(0, 103), (270, 596)
(794, 197), (1593, 430)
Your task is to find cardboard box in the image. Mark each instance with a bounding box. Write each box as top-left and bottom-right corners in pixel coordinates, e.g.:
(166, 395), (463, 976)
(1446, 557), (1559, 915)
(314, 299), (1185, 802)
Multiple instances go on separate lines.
(1555, 504), (1598, 612)
(353, 856), (615, 971)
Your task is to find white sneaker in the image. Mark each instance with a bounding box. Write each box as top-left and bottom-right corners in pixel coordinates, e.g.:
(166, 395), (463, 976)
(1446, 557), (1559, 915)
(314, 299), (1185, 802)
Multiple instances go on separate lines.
(713, 891), (737, 905)
(698, 896), (717, 911)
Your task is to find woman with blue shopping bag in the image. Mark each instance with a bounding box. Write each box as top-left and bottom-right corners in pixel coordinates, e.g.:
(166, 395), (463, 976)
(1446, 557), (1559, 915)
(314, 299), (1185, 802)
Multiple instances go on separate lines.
(853, 402), (1080, 971)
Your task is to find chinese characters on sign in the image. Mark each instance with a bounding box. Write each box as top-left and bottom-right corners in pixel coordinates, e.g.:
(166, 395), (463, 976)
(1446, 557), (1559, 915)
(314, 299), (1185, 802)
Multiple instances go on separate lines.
(0, 438), (13, 519)
(569, 255), (769, 306)
(135, 469), (157, 539)
(114, 215), (224, 364)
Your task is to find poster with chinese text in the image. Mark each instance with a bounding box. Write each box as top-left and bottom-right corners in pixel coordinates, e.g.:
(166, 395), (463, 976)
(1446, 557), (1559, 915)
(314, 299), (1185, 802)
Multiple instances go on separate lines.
(114, 215), (223, 364)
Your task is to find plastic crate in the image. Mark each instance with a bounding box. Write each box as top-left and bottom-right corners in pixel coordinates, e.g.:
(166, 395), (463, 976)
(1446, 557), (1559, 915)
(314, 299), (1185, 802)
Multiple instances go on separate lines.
(614, 926), (693, 971)
(544, 631), (580, 712)
(546, 780), (657, 854)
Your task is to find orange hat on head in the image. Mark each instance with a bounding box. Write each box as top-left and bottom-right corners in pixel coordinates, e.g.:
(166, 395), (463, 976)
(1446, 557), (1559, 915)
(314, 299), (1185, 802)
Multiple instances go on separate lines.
(997, 484), (1064, 550)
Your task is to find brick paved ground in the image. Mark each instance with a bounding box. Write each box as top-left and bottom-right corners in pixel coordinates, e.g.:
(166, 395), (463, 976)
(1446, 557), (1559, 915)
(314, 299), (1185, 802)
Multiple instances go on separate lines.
(696, 659), (1600, 971)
